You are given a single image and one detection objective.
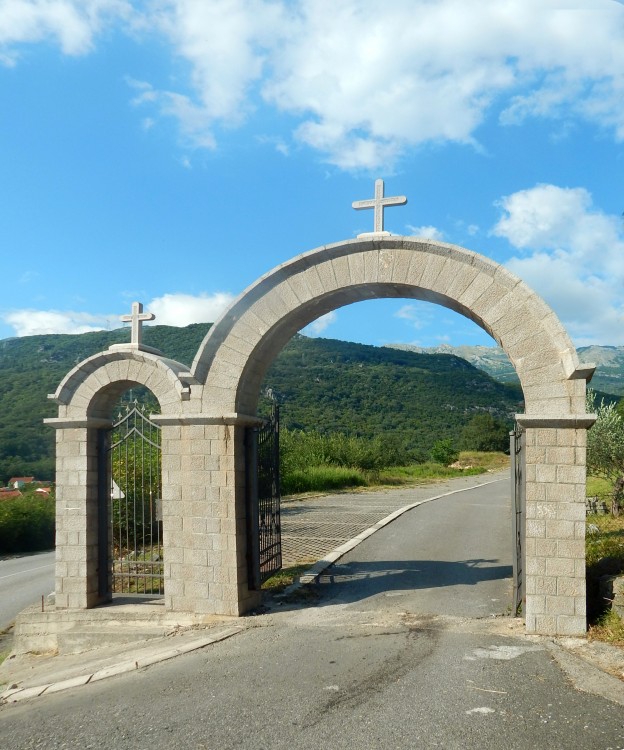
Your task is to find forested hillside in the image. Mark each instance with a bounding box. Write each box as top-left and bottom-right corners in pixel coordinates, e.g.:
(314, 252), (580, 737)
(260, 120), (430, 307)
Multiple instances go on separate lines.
(388, 342), (624, 395)
(0, 325), (523, 482)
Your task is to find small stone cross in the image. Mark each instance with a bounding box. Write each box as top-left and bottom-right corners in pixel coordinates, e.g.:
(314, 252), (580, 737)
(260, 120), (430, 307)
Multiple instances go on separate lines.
(121, 302), (155, 346)
(352, 179), (407, 234)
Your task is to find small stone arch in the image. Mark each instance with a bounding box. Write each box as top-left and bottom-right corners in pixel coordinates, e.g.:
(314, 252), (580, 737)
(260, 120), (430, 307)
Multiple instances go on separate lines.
(47, 348), (195, 610)
(188, 237), (594, 635)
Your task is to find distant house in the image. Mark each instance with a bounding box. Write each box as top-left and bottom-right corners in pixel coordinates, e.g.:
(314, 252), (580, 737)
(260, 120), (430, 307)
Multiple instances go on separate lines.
(8, 476), (35, 489)
(0, 488), (22, 499)
(35, 487), (52, 496)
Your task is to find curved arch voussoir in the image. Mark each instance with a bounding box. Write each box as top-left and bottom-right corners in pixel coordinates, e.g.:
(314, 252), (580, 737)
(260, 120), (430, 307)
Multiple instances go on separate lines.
(195, 236), (585, 417)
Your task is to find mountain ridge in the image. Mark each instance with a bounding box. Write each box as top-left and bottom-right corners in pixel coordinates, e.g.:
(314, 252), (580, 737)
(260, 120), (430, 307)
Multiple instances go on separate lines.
(385, 343), (624, 395)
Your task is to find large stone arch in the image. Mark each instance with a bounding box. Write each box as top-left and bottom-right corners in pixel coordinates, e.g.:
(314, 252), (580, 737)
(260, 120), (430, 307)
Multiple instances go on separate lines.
(193, 238), (591, 418)
(188, 237), (594, 635)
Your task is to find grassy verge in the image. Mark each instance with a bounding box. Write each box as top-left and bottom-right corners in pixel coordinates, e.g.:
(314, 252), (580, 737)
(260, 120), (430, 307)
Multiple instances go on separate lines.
(587, 476), (614, 498)
(589, 610), (624, 646)
(261, 562), (318, 593)
(282, 451), (507, 497)
(586, 507), (624, 642)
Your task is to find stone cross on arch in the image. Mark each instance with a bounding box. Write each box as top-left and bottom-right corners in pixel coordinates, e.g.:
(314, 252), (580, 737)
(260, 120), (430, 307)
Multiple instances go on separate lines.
(121, 301), (155, 347)
(352, 178), (407, 235)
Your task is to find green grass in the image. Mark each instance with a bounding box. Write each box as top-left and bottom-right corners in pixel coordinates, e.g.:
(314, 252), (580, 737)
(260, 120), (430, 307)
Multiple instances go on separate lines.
(281, 451), (504, 496)
(456, 451), (510, 471)
(376, 462), (486, 485)
(586, 512), (624, 569)
(281, 466), (367, 495)
(586, 475), (614, 499)
(586, 510), (624, 634)
(261, 562), (318, 592)
(589, 609), (624, 646)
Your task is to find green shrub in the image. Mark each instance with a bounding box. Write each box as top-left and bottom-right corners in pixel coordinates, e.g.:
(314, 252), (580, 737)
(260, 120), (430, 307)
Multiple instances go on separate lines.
(281, 466), (367, 495)
(429, 439), (459, 466)
(280, 429), (415, 475)
(460, 414), (510, 453)
(0, 494), (55, 553)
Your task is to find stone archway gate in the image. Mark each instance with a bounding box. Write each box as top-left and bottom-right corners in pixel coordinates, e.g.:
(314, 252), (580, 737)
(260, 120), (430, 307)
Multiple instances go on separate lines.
(47, 236), (596, 636)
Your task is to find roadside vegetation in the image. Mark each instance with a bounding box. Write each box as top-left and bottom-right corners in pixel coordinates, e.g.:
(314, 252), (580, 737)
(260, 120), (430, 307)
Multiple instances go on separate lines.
(586, 391), (624, 641)
(0, 486), (55, 554)
(280, 427), (507, 496)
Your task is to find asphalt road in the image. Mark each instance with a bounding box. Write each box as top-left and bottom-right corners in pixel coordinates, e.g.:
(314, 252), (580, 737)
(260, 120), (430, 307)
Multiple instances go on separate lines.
(1, 482), (623, 749)
(0, 551), (55, 631)
(314, 475), (513, 617)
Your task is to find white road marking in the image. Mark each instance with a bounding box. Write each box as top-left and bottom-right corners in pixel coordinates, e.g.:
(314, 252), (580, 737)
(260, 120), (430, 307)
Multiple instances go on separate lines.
(466, 707), (495, 715)
(464, 644), (543, 661)
(0, 563), (54, 581)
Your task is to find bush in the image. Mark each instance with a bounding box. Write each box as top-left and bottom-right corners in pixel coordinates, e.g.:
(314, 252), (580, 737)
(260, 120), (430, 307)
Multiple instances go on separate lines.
(280, 429), (414, 476)
(429, 438), (459, 466)
(460, 414), (510, 453)
(281, 466), (367, 495)
(0, 493), (55, 553)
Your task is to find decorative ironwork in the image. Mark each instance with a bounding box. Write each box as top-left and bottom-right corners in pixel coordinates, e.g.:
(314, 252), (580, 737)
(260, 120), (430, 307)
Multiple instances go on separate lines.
(107, 403), (163, 596)
(246, 404), (281, 588)
(510, 424), (525, 616)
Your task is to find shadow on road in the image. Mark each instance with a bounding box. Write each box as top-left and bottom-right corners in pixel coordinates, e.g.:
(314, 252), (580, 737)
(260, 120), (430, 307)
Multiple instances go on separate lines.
(270, 557), (513, 612)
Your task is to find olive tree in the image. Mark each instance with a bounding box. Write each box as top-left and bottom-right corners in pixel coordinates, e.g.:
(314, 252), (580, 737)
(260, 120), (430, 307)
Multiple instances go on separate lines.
(586, 390), (624, 515)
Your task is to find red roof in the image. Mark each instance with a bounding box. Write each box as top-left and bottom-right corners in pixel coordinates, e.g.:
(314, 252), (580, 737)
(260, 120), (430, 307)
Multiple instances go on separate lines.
(0, 489), (22, 499)
(8, 476), (35, 484)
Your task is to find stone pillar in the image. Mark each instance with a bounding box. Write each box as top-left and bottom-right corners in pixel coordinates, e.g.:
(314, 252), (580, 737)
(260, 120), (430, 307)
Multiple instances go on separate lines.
(47, 420), (112, 609)
(519, 416), (594, 636)
(158, 417), (261, 616)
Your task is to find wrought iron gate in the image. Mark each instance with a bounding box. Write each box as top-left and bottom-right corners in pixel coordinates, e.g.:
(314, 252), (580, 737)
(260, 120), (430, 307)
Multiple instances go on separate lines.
(99, 403), (164, 597)
(246, 405), (282, 589)
(510, 423), (525, 616)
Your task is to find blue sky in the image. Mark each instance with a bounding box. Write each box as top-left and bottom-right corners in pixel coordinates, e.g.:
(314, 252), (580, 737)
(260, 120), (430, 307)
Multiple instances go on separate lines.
(1, 0), (624, 351)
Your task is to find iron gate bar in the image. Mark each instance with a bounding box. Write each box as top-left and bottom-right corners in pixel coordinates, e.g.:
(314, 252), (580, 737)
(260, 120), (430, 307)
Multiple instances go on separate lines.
(510, 424), (525, 616)
(246, 404), (282, 589)
(97, 428), (111, 598)
(108, 403), (164, 596)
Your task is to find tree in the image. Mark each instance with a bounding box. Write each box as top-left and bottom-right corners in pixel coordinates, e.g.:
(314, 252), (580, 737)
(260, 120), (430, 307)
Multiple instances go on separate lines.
(586, 390), (624, 515)
(460, 413), (510, 452)
(430, 438), (459, 466)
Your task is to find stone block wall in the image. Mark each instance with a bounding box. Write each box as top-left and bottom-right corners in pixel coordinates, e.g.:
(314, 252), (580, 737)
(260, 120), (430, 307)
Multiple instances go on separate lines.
(524, 425), (587, 635)
(161, 421), (261, 616)
(54, 426), (109, 610)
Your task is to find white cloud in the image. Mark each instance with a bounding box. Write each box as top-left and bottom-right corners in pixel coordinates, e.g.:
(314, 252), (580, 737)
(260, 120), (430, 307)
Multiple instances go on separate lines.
(302, 311), (337, 336)
(407, 225), (444, 241)
(2, 309), (114, 336)
(394, 303), (434, 331)
(147, 292), (235, 326)
(4, 1), (624, 169)
(2, 292), (235, 336)
(494, 184), (624, 345)
(0, 0), (133, 64)
(149, 0), (624, 167)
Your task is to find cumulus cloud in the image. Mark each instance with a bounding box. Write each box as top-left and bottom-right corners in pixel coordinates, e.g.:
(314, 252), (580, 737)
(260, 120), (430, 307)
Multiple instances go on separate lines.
(2, 309), (114, 336)
(147, 292), (235, 326)
(145, 0), (624, 168)
(302, 311), (337, 336)
(4, 1), (624, 168)
(407, 225), (444, 241)
(0, 0), (133, 64)
(2, 292), (235, 336)
(493, 184), (624, 345)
